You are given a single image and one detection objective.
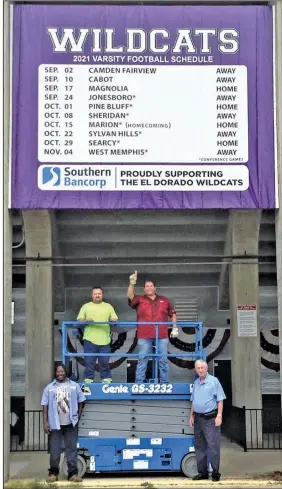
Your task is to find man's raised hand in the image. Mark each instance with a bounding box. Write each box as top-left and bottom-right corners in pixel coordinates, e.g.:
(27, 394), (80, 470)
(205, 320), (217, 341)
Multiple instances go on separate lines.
(129, 271), (138, 285)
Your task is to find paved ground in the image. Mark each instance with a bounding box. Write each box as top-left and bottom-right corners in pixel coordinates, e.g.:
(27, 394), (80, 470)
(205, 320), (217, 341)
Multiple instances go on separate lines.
(4, 478), (282, 489)
(7, 437), (282, 488)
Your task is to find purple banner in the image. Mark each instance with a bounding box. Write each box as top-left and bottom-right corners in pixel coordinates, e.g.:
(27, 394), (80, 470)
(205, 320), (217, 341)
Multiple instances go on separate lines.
(11, 5), (275, 209)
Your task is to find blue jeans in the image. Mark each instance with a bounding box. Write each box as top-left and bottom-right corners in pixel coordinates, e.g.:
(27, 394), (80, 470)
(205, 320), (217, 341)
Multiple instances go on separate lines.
(194, 415), (221, 476)
(84, 339), (111, 380)
(49, 424), (78, 478)
(136, 338), (169, 383)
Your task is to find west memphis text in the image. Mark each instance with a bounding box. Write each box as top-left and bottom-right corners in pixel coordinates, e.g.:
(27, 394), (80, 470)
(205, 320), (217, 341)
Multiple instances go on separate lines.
(47, 28), (239, 54)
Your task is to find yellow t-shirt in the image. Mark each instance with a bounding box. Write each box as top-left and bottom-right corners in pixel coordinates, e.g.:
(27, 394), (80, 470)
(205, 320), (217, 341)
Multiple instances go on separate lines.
(77, 301), (118, 345)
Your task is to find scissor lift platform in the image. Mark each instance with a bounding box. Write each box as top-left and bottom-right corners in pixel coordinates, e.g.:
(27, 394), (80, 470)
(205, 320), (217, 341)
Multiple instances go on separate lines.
(60, 321), (205, 478)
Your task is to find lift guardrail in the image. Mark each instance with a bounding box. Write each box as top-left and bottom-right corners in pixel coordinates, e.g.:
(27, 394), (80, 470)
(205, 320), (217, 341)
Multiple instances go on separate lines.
(61, 321), (205, 383)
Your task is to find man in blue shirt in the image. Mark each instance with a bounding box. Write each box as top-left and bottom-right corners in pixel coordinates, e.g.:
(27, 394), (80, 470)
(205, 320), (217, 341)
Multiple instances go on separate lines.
(41, 364), (86, 483)
(189, 359), (226, 482)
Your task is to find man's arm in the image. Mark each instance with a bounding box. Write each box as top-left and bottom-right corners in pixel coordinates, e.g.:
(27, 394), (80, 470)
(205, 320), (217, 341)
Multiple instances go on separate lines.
(41, 387), (50, 433)
(109, 305), (118, 322)
(42, 406), (50, 434)
(78, 402), (84, 420)
(215, 400), (223, 427)
(77, 305), (93, 322)
(169, 302), (178, 337)
(217, 400), (223, 417)
(77, 384), (86, 420)
(127, 271), (138, 300)
(189, 385), (195, 426)
(215, 379), (226, 427)
(189, 405), (195, 426)
(127, 284), (135, 301)
(77, 305), (85, 320)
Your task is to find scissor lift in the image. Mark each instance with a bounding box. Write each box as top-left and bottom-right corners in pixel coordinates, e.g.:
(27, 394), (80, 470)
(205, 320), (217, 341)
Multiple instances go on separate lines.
(60, 321), (205, 478)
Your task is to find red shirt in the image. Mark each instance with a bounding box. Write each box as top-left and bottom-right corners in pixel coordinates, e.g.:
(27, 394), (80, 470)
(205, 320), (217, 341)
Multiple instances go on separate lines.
(128, 295), (176, 339)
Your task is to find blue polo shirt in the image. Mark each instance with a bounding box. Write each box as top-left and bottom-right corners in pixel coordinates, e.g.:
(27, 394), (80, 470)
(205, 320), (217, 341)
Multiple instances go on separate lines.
(191, 373), (226, 414)
(41, 378), (85, 430)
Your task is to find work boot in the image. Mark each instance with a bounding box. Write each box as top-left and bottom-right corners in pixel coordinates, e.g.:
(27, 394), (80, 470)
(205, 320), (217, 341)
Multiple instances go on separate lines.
(69, 474), (82, 482)
(192, 473), (209, 480)
(46, 474), (58, 482)
(212, 472), (221, 482)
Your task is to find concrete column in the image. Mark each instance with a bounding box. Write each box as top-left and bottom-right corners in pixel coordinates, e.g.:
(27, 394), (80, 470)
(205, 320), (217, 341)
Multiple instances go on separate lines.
(22, 211), (54, 414)
(274, 0), (282, 414)
(4, 1), (12, 481)
(229, 210), (262, 448)
(50, 211), (65, 313)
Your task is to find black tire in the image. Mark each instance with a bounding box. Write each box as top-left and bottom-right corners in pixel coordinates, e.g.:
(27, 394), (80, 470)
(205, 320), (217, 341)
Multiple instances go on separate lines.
(61, 454), (87, 478)
(181, 452), (198, 478)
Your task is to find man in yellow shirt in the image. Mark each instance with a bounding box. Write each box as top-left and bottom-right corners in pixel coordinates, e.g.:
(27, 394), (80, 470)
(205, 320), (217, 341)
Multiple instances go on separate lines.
(77, 287), (118, 384)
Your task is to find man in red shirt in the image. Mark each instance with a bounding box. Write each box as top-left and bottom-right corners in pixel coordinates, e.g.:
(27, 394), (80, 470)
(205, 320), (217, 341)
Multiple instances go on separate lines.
(127, 271), (178, 383)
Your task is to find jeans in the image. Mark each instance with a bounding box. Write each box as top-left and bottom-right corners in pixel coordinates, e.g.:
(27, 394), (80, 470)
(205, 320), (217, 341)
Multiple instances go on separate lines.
(49, 423), (78, 478)
(194, 415), (221, 476)
(84, 339), (111, 380)
(136, 338), (169, 383)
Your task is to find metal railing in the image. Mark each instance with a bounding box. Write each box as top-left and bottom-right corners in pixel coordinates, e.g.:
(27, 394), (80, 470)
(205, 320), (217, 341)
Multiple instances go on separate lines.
(10, 410), (49, 452)
(222, 403), (282, 451)
(246, 407), (282, 450)
(62, 321), (205, 383)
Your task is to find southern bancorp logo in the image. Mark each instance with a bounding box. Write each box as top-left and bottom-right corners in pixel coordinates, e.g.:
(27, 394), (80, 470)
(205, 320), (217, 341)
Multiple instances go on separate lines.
(38, 164), (115, 191)
(41, 166), (61, 187)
